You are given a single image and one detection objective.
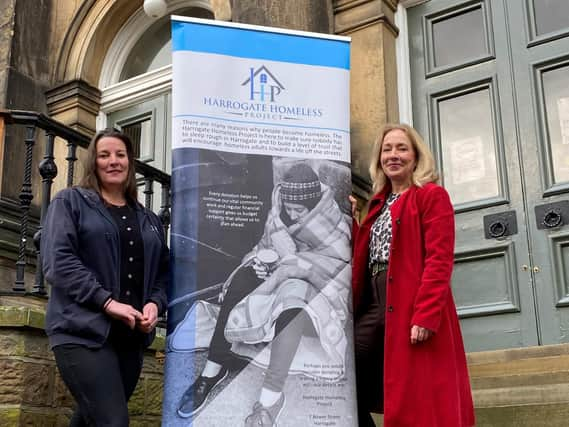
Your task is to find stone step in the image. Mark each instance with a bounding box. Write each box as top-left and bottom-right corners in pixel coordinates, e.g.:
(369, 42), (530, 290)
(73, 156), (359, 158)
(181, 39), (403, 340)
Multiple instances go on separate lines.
(473, 383), (569, 407)
(475, 403), (569, 427)
(469, 353), (569, 376)
(467, 343), (569, 366)
(372, 344), (569, 426)
(468, 344), (569, 406)
(469, 343), (569, 426)
(472, 370), (569, 390)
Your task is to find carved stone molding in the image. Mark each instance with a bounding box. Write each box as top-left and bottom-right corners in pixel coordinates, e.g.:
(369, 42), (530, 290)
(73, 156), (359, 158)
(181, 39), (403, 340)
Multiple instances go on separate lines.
(334, 0), (398, 36)
(45, 80), (101, 136)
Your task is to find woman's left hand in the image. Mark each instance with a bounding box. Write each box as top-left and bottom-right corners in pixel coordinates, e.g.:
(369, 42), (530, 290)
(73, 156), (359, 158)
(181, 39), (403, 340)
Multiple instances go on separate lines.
(137, 302), (159, 334)
(349, 195), (358, 218)
(410, 325), (433, 344)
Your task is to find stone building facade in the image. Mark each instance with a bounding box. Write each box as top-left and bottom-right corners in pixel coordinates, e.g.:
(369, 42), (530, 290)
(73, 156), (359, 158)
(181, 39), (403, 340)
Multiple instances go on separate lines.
(2, 0), (569, 425)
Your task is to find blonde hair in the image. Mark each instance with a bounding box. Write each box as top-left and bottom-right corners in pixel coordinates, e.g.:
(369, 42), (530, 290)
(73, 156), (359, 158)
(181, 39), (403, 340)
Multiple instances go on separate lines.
(369, 123), (439, 194)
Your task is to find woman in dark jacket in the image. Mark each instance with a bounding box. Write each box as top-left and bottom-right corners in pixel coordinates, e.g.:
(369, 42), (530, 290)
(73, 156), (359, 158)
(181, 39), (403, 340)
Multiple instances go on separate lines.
(350, 123), (474, 427)
(41, 129), (169, 427)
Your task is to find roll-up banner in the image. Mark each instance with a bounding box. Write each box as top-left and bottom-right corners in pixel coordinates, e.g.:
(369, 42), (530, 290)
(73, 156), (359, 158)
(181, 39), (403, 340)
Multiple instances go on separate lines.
(163, 16), (355, 427)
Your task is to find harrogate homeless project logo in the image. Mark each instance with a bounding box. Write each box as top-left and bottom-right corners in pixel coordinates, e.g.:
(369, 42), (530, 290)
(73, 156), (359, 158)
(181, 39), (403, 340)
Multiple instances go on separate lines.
(242, 66), (285, 103)
(201, 64), (322, 121)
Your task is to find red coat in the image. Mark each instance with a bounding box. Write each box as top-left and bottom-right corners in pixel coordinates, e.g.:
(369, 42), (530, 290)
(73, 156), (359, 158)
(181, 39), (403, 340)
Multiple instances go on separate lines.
(352, 183), (475, 427)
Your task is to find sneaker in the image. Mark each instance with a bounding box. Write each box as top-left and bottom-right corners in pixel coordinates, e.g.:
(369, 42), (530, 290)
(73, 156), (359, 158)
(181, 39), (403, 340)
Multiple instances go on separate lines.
(177, 368), (229, 418)
(244, 393), (286, 427)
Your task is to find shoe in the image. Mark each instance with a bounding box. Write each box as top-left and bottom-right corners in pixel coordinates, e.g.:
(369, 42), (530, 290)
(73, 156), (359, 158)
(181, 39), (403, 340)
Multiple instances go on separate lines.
(177, 368), (229, 418)
(244, 393), (286, 427)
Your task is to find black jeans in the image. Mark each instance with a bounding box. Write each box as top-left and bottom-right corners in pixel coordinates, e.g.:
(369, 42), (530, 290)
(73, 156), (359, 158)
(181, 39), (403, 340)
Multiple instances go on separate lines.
(208, 267), (262, 365)
(53, 338), (144, 427)
(209, 266), (315, 391)
(354, 271), (387, 427)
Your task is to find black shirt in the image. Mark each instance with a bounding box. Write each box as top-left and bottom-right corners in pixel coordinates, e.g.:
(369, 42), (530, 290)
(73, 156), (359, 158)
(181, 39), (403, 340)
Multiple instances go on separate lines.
(107, 202), (146, 344)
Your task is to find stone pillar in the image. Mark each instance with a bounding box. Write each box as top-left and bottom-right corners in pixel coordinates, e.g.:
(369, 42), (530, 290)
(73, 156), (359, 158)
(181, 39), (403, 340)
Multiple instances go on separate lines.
(0, 117), (4, 195)
(231, 0), (333, 33)
(0, 0), (16, 108)
(44, 79), (101, 197)
(0, 0), (57, 272)
(45, 80), (101, 137)
(334, 0), (400, 199)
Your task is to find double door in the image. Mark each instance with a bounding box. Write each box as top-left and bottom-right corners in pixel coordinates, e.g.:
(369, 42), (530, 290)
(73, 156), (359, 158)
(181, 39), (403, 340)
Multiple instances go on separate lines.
(408, 0), (569, 351)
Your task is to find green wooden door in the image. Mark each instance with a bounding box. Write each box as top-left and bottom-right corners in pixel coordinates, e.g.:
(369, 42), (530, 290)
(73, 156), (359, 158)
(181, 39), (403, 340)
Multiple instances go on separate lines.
(107, 93), (171, 211)
(507, 1), (569, 345)
(107, 93), (171, 173)
(408, 0), (569, 351)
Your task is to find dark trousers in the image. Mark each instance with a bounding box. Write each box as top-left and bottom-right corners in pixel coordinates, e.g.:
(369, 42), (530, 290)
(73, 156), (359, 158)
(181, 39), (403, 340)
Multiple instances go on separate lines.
(354, 271), (387, 427)
(209, 267), (314, 392)
(209, 267), (262, 365)
(53, 337), (144, 427)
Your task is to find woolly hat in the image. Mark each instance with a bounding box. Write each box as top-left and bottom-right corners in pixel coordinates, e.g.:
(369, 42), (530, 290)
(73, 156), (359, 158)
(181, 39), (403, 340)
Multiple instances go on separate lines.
(280, 163), (322, 202)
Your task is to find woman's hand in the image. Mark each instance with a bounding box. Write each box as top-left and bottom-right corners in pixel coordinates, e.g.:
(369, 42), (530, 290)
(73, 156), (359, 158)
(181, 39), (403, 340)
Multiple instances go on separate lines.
(104, 299), (142, 329)
(349, 195), (358, 218)
(410, 325), (433, 344)
(137, 302), (159, 334)
(252, 259), (270, 279)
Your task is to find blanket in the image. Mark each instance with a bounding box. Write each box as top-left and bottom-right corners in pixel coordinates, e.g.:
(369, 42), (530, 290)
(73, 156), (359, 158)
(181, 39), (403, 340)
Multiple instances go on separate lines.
(168, 185), (352, 380)
(224, 186), (351, 379)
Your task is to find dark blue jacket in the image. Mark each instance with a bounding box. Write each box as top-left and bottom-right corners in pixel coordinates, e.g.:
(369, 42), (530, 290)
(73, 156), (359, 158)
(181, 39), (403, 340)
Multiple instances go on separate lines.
(41, 187), (169, 349)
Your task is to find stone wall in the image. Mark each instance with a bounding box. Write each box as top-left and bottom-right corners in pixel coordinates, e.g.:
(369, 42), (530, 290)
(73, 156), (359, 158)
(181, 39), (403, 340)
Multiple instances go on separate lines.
(0, 301), (165, 427)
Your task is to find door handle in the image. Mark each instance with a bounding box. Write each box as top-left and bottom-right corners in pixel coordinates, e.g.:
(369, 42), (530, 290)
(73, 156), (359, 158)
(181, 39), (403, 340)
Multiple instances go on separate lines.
(543, 209), (562, 228)
(483, 211), (518, 239)
(535, 201), (569, 230)
(488, 220), (507, 238)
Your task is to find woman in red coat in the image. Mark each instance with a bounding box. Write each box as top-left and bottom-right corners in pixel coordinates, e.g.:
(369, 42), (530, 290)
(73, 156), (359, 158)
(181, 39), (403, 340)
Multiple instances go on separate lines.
(351, 123), (475, 427)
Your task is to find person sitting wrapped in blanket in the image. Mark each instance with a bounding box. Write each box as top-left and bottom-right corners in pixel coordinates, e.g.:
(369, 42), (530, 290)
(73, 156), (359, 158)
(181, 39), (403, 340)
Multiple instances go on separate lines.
(177, 162), (352, 427)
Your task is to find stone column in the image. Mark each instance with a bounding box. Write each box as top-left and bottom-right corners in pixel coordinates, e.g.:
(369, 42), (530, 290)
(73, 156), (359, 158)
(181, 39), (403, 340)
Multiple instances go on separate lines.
(45, 80), (101, 137)
(44, 79), (101, 196)
(231, 0), (333, 33)
(334, 0), (400, 199)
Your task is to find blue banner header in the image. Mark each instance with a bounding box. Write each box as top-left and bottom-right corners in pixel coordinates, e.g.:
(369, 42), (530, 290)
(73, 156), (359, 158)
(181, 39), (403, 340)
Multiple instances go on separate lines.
(172, 19), (350, 70)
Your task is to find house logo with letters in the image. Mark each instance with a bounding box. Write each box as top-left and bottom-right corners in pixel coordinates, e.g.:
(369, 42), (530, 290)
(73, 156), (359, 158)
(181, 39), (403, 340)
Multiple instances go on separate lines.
(241, 65), (285, 103)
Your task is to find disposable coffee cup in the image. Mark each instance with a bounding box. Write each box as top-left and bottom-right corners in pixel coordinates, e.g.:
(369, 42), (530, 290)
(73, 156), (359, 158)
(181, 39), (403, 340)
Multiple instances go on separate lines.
(255, 249), (279, 271)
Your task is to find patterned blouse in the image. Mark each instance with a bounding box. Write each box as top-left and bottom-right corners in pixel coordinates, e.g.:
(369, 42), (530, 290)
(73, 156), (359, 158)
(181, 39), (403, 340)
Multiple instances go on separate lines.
(368, 193), (401, 266)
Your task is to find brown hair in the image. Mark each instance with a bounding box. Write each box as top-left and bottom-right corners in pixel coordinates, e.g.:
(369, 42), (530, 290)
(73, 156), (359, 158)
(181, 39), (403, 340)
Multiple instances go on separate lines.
(80, 128), (138, 202)
(368, 123), (439, 194)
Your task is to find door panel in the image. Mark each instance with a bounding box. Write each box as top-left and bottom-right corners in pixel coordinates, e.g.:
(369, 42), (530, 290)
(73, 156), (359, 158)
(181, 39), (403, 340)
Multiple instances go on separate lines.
(507, 1), (569, 345)
(409, 0), (539, 352)
(410, 0), (569, 350)
(529, 0), (569, 38)
(435, 82), (503, 205)
(423, 0), (495, 76)
(107, 93), (172, 211)
(107, 94), (171, 172)
(541, 63), (569, 184)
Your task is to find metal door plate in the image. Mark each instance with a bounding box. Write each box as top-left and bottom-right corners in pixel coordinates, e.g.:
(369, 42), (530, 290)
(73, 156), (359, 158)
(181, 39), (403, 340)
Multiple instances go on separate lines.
(535, 200), (569, 230)
(483, 210), (518, 239)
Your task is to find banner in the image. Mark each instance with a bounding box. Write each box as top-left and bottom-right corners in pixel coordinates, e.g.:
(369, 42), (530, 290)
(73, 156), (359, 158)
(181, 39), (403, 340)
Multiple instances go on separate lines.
(163, 17), (354, 427)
